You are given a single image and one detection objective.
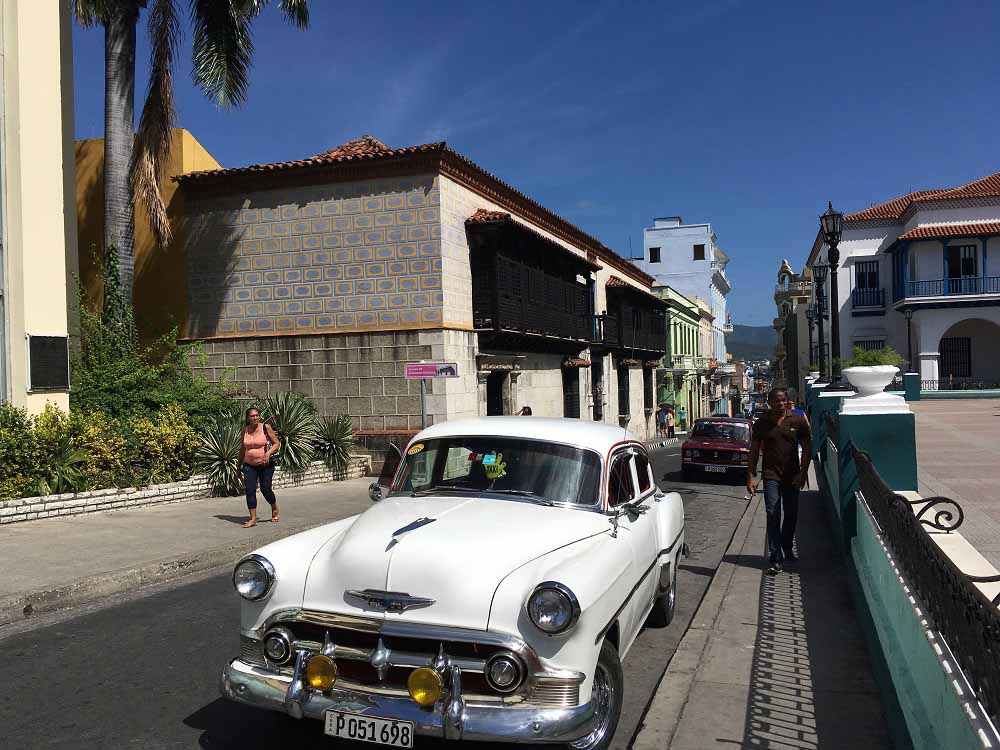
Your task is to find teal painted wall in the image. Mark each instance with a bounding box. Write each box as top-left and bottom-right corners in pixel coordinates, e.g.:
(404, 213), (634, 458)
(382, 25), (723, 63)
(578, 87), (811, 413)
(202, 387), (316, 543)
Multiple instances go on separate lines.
(818, 415), (985, 750)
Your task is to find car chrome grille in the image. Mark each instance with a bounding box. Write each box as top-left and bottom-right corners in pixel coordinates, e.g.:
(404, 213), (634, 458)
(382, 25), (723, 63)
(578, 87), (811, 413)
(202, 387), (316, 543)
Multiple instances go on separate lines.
(240, 635), (266, 668)
(248, 610), (583, 706)
(528, 677), (582, 708)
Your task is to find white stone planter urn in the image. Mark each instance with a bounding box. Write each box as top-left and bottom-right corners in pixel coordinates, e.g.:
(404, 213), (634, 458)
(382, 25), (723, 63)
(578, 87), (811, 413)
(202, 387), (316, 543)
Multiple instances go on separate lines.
(840, 365), (909, 414)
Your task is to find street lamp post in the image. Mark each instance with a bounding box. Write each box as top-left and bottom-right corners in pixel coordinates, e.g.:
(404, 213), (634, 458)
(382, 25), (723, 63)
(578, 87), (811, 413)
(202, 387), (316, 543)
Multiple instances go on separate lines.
(905, 308), (914, 374)
(820, 202), (850, 390)
(813, 262), (829, 381)
(805, 304), (816, 370)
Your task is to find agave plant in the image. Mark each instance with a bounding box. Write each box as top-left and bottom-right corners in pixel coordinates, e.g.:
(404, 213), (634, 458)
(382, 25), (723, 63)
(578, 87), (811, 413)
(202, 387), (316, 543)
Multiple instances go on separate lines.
(194, 417), (243, 495)
(315, 415), (355, 475)
(34, 435), (87, 496)
(261, 392), (319, 472)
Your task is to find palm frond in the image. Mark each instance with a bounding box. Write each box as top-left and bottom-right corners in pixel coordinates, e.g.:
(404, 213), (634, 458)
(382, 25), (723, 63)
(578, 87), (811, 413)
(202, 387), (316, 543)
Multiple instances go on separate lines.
(194, 416), (244, 495)
(190, 0), (254, 109)
(131, 0), (180, 248)
(74, 0), (112, 27)
(278, 0), (309, 29)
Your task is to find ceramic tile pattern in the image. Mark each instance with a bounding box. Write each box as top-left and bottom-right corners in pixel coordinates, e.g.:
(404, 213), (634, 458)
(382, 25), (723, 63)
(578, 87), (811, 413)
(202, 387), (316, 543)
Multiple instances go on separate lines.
(186, 175), (443, 338)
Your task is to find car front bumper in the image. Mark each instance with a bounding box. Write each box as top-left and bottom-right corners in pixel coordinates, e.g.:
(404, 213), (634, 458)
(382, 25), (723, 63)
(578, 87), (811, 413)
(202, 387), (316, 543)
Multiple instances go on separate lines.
(221, 658), (597, 743)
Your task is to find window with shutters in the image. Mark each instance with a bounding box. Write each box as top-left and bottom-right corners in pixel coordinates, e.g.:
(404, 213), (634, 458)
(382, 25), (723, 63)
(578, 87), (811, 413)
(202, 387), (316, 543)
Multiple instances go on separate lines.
(562, 367), (581, 418)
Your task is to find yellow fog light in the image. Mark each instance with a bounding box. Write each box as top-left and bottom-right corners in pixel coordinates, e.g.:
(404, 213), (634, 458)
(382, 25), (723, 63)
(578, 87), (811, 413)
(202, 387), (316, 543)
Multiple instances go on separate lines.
(407, 667), (443, 706)
(305, 654), (338, 691)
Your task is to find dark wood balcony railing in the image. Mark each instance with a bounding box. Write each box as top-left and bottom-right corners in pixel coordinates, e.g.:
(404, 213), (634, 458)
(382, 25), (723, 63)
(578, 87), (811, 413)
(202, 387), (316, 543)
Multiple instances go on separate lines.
(473, 253), (592, 343)
(851, 287), (884, 307)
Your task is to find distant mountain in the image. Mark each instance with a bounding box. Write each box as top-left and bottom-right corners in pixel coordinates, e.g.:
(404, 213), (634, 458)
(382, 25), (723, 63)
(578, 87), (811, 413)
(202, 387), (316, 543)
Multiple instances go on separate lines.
(727, 324), (776, 361)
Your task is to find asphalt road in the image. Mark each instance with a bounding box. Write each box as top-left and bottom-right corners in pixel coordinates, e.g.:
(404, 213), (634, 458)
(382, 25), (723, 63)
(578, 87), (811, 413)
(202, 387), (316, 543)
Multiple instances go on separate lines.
(0, 443), (750, 750)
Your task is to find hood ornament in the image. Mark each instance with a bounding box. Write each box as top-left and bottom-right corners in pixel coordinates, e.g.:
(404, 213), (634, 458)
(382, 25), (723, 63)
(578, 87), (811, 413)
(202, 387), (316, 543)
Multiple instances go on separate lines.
(345, 588), (436, 613)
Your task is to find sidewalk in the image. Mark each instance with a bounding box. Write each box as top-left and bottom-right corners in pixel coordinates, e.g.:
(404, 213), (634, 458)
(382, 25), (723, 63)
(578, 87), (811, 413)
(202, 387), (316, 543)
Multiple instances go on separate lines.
(0, 478), (372, 627)
(634, 486), (894, 750)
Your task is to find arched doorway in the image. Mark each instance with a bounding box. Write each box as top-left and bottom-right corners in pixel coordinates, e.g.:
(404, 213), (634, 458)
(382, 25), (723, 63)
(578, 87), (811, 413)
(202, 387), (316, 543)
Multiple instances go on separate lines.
(938, 318), (1000, 384)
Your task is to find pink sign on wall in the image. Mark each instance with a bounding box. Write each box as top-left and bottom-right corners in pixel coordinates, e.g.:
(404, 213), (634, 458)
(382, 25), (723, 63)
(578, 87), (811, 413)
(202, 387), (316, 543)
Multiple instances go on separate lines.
(404, 362), (459, 380)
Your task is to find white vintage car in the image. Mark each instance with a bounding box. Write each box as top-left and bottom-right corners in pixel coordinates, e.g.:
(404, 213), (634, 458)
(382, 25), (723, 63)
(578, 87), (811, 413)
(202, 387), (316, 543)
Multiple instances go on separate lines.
(221, 417), (685, 750)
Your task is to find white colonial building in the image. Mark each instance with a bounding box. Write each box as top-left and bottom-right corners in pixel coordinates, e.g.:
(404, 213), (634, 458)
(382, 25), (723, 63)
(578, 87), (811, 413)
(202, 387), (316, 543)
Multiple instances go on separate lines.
(807, 171), (1000, 386)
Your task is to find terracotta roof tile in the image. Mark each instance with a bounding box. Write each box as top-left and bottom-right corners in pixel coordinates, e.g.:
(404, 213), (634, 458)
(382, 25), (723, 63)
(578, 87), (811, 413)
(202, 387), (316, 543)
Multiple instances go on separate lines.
(606, 275), (628, 288)
(898, 222), (1000, 240)
(466, 209), (510, 224)
(606, 275), (666, 307)
(845, 190), (948, 222)
(935, 171), (1000, 200)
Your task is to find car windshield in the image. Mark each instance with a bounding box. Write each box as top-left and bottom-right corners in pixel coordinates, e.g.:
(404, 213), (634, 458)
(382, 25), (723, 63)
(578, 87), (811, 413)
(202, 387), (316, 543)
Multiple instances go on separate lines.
(389, 436), (602, 506)
(691, 422), (750, 443)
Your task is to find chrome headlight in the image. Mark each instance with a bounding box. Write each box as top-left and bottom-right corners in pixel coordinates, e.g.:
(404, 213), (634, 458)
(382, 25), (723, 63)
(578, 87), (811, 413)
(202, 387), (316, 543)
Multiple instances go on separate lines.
(233, 554), (275, 601)
(527, 582), (580, 635)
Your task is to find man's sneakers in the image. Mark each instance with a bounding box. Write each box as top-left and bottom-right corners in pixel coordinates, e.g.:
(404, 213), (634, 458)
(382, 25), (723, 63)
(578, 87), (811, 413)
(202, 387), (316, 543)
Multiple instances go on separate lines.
(767, 561), (782, 575)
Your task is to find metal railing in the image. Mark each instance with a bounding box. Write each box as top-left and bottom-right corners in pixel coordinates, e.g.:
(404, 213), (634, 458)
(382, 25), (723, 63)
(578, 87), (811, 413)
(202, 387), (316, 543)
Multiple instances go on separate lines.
(907, 277), (1000, 297)
(774, 280), (811, 296)
(923, 378), (1000, 391)
(852, 447), (1000, 724)
(851, 287), (885, 307)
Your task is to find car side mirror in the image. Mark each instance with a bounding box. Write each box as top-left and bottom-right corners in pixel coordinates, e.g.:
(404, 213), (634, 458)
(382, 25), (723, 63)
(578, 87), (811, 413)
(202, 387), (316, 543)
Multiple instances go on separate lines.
(370, 444), (403, 503)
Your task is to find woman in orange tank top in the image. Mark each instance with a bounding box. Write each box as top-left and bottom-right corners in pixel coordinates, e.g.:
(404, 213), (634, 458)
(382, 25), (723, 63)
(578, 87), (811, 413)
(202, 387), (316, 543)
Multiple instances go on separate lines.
(240, 407), (281, 528)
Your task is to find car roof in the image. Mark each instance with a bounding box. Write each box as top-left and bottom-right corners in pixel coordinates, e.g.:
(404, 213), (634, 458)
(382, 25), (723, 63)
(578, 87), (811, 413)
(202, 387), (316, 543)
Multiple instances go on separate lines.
(694, 417), (750, 423)
(412, 417), (638, 453)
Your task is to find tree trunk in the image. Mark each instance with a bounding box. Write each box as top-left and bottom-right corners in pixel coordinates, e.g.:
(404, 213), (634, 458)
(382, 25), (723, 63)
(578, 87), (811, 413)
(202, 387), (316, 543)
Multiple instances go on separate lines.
(102, 4), (139, 307)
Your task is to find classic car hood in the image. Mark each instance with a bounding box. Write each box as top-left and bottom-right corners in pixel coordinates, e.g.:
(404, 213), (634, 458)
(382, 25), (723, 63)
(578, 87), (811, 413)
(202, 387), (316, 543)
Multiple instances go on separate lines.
(302, 495), (609, 630)
(683, 438), (748, 451)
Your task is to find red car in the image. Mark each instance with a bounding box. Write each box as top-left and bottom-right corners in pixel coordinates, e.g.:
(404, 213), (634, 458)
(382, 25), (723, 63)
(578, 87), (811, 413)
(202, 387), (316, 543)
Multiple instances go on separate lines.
(681, 417), (752, 481)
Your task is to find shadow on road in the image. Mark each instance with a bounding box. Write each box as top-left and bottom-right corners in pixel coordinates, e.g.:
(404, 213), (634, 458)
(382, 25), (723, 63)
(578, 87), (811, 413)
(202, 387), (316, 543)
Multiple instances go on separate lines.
(214, 514), (251, 525)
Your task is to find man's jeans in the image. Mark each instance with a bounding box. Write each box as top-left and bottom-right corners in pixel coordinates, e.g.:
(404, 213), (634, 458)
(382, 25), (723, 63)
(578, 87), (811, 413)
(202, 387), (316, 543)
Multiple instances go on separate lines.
(763, 480), (800, 563)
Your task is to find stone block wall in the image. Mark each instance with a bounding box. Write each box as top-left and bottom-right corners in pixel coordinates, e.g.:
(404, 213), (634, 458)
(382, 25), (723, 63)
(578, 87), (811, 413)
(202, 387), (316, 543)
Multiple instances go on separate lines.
(185, 174), (443, 339)
(0, 457), (370, 525)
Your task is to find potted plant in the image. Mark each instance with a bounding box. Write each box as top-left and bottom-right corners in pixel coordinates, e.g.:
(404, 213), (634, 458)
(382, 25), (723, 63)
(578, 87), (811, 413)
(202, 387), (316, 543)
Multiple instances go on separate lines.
(841, 346), (906, 397)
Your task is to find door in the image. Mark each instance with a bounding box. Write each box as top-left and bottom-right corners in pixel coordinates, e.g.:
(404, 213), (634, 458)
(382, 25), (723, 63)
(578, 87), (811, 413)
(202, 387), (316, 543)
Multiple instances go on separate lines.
(607, 449), (659, 646)
(562, 367), (581, 418)
(486, 371), (507, 415)
(591, 360), (604, 421)
(940, 337), (971, 380)
(946, 245), (979, 294)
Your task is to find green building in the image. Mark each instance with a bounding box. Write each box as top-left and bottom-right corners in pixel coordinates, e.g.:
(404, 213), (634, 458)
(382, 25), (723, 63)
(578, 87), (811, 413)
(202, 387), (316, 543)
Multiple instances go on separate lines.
(654, 286), (704, 428)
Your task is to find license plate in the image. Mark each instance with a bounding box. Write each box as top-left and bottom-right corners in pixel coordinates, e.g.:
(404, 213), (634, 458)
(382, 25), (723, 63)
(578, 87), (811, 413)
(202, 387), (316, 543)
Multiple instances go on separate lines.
(704, 465), (727, 473)
(325, 711), (414, 748)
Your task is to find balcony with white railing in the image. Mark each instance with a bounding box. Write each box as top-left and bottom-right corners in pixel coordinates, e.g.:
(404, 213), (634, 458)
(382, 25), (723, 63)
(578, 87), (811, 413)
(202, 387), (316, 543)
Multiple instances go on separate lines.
(774, 280), (811, 299)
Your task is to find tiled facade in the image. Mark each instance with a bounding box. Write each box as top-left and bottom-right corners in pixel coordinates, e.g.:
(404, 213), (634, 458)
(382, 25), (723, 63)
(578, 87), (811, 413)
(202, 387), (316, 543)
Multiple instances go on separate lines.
(185, 175), (444, 338)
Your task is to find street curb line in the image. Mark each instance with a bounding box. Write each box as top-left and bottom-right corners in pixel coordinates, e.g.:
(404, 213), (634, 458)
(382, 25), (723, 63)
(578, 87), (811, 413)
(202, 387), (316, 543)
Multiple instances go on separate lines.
(631, 495), (761, 750)
(0, 519), (328, 628)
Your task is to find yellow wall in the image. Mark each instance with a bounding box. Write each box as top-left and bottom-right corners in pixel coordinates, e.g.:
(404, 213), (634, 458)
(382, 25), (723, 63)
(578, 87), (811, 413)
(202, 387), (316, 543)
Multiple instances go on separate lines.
(2, 1), (78, 414)
(76, 128), (221, 342)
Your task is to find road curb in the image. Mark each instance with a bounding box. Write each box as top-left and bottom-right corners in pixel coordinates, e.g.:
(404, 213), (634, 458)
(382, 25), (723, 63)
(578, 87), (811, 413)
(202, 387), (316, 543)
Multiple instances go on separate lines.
(632, 494), (761, 750)
(0, 519), (326, 628)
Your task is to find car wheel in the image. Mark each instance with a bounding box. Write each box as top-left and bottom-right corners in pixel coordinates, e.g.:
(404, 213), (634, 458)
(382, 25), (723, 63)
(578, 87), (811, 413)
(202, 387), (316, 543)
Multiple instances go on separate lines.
(568, 639), (624, 750)
(647, 555), (677, 627)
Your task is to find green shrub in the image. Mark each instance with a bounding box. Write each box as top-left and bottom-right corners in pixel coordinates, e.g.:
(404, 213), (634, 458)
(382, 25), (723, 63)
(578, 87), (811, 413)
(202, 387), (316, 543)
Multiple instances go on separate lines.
(31, 404), (86, 495)
(126, 403), (199, 486)
(70, 247), (230, 428)
(315, 415), (354, 474)
(844, 346), (906, 368)
(71, 410), (132, 489)
(0, 402), (42, 501)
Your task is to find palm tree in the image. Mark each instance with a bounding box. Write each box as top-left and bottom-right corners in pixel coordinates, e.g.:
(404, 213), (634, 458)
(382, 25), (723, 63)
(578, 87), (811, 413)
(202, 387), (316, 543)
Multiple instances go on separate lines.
(74, 0), (309, 305)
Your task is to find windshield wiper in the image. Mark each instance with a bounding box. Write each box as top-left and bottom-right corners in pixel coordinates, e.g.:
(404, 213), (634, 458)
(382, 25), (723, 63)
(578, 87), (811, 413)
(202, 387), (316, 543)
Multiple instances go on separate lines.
(409, 484), (479, 497)
(484, 489), (554, 506)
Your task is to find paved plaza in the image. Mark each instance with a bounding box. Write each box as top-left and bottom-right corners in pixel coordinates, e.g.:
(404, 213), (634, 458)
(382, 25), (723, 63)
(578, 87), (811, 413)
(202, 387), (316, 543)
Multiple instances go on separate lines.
(912, 398), (1000, 569)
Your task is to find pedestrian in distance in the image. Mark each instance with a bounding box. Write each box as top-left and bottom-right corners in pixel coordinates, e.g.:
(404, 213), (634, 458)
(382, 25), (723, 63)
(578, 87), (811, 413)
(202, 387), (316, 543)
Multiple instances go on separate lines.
(666, 409), (675, 438)
(240, 407), (281, 528)
(517, 406), (532, 416)
(656, 404), (667, 437)
(678, 405), (687, 432)
(747, 387), (812, 575)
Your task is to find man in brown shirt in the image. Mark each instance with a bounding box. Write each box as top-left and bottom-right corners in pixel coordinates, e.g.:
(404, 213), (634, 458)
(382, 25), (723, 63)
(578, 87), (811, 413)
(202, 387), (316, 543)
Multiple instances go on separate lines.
(747, 387), (812, 574)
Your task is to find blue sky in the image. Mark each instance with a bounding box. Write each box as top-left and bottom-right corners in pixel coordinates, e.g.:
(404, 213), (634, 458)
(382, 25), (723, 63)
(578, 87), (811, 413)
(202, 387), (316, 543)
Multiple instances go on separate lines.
(73, 0), (1000, 325)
